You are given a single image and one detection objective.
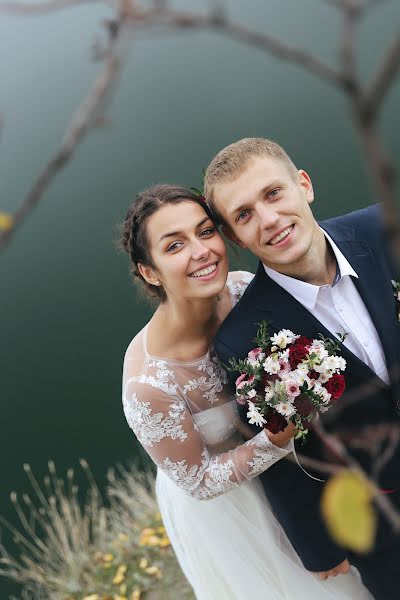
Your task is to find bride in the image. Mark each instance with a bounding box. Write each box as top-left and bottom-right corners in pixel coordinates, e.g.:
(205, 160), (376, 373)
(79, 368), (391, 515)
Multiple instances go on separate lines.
(120, 184), (372, 599)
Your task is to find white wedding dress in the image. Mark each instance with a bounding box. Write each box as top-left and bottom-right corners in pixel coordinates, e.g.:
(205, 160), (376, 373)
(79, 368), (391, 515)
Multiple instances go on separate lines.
(122, 272), (373, 600)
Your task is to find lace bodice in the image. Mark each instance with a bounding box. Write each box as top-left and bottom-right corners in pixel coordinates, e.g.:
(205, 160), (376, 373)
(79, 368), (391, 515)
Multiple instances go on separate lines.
(122, 271), (293, 500)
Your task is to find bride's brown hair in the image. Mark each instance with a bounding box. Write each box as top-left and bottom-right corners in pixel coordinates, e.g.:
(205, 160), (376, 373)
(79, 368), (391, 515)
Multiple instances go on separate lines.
(118, 183), (217, 302)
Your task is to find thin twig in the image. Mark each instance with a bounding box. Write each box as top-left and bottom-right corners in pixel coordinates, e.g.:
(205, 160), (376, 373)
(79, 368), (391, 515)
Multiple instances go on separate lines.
(361, 33), (400, 123)
(159, 10), (346, 88)
(313, 420), (400, 532)
(0, 4), (133, 251)
(0, 0), (104, 14)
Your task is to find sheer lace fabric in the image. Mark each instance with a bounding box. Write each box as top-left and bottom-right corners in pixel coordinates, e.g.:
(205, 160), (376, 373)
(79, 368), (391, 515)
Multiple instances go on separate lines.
(122, 271), (373, 599)
(122, 271), (293, 500)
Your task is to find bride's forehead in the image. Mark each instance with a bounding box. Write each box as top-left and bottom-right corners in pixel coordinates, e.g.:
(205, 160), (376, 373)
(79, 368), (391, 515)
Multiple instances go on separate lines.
(147, 201), (209, 232)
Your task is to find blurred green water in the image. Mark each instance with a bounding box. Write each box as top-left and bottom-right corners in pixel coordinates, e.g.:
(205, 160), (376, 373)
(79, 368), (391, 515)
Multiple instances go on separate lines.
(0, 0), (399, 596)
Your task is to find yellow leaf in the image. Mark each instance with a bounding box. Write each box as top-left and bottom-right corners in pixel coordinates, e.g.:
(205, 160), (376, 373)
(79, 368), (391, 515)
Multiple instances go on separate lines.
(0, 212), (13, 232)
(322, 470), (376, 553)
(130, 591), (141, 600)
(103, 553), (114, 562)
(82, 596), (99, 600)
(144, 565), (162, 579)
(139, 558), (148, 570)
(112, 564), (128, 585)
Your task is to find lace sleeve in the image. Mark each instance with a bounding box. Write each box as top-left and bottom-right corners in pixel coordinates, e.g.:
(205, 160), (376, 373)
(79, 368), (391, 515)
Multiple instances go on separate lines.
(226, 270), (254, 307)
(123, 371), (293, 500)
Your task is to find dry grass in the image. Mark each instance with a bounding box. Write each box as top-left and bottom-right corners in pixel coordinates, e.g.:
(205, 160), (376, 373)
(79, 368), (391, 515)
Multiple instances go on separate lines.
(0, 460), (195, 600)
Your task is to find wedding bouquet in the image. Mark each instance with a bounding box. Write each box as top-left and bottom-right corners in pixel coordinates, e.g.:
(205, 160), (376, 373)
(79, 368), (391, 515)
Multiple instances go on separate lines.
(230, 321), (347, 440)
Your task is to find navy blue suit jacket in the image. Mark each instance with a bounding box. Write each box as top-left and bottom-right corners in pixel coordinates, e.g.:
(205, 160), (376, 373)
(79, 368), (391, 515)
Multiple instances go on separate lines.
(215, 204), (400, 571)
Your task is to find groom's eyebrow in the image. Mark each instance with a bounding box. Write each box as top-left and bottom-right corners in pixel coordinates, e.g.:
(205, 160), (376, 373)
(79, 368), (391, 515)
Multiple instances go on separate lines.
(159, 216), (210, 242)
(230, 181), (281, 216)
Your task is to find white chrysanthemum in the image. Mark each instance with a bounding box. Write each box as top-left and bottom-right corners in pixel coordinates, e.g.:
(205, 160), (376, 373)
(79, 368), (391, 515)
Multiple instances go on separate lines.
(275, 401), (296, 417)
(334, 356), (346, 371)
(263, 355), (281, 375)
(313, 382), (332, 403)
(310, 346), (329, 361)
(247, 388), (257, 399)
(247, 401), (267, 426)
(279, 348), (290, 361)
(270, 329), (298, 349)
(264, 382), (275, 401)
(311, 339), (325, 349)
(322, 355), (345, 372)
(317, 371), (332, 383)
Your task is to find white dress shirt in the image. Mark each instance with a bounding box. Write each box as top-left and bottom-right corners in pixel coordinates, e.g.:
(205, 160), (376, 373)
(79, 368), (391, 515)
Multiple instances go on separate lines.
(264, 229), (389, 384)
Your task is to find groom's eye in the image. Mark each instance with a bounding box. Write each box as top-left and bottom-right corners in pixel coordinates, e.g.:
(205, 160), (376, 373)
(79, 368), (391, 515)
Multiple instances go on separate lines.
(268, 188), (281, 199)
(236, 210), (249, 223)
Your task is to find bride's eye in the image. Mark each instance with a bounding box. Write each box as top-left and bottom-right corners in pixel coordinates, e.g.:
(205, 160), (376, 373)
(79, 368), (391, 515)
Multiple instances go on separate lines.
(167, 241), (183, 252)
(200, 227), (215, 237)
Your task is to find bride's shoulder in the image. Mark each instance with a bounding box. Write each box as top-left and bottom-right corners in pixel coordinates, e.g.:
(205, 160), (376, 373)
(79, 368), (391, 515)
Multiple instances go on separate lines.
(123, 325), (147, 363)
(226, 270), (254, 304)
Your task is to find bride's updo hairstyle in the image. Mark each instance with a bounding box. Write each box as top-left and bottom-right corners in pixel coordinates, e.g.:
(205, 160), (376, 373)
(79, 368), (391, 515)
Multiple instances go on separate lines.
(119, 183), (216, 302)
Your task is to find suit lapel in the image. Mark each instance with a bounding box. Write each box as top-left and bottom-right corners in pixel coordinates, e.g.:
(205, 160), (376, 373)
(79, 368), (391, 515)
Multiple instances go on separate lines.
(322, 222), (400, 385)
(251, 262), (381, 385)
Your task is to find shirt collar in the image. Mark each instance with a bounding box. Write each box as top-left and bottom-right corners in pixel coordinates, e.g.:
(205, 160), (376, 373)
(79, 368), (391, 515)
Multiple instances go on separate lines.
(263, 228), (358, 311)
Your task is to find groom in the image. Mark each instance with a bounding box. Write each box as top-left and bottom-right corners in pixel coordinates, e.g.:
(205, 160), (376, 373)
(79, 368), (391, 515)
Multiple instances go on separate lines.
(205, 137), (400, 599)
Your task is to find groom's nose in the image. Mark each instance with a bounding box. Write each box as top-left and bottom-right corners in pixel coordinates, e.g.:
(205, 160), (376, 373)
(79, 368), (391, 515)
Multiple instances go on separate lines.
(256, 202), (279, 229)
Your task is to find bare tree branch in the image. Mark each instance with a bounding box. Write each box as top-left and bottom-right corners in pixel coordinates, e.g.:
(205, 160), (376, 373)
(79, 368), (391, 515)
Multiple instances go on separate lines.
(0, 0), (103, 14)
(158, 10), (346, 88)
(0, 2), (134, 250)
(312, 420), (400, 532)
(361, 33), (400, 123)
(339, 1), (361, 94)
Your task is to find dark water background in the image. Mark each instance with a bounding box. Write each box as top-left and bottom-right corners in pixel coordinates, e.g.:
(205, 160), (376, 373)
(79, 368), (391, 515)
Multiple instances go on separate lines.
(1, 0), (399, 596)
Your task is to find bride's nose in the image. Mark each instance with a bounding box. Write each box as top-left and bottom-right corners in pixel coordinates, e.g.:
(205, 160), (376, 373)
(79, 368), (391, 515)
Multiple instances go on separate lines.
(191, 239), (211, 261)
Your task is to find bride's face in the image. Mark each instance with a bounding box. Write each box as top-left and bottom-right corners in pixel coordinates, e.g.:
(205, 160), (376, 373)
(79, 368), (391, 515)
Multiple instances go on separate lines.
(141, 201), (228, 302)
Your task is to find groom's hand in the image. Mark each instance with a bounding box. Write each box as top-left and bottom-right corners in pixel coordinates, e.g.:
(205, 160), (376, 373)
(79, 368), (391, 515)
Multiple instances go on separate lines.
(313, 558), (350, 580)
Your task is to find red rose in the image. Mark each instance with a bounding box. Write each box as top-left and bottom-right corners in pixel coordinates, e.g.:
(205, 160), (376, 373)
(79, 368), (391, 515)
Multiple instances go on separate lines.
(264, 408), (288, 434)
(325, 373), (346, 400)
(293, 395), (314, 417)
(289, 344), (309, 369)
(309, 369), (319, 380)
(295, 336), (312, 346)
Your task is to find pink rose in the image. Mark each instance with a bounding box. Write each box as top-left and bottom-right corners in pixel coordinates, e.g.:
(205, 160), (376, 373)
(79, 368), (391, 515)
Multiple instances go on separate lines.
(248, 347), (263, 361)
(235, 373), (255, 391)
(235, 373), (247, 390)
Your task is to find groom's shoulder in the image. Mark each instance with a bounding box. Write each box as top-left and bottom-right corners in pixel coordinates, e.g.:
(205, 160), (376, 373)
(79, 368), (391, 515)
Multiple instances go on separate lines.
(321, 203), (382, 241)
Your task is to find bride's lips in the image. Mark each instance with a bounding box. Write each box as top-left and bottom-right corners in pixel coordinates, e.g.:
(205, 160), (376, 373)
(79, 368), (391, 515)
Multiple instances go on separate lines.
(188, 261), (220, 281)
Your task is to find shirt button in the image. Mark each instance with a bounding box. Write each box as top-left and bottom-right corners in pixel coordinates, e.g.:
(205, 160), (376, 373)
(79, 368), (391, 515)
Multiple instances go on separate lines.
(337, 305), (344, 312)
(363, 339), (369, 347)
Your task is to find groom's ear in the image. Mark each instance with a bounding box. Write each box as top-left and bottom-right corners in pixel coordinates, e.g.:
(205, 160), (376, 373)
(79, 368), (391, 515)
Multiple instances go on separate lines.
(298, 170), (314, 204)
(221, 224), (247, 249)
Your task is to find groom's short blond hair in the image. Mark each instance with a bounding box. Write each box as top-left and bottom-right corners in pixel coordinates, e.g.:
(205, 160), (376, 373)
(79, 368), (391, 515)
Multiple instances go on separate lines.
(204, 138), (298, 223)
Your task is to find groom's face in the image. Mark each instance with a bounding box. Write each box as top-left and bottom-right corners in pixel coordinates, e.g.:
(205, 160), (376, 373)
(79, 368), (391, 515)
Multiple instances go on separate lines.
(212, 156), (318, 273)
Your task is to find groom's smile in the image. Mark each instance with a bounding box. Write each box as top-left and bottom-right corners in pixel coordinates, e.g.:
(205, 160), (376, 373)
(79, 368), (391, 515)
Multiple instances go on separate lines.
(267, 224), (295, 246)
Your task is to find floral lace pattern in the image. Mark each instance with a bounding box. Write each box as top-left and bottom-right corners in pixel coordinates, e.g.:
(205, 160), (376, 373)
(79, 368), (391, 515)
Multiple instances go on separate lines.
(122, 271), (293, 500)
(123, 393), (187, 448)
(183, 354), (228, 404)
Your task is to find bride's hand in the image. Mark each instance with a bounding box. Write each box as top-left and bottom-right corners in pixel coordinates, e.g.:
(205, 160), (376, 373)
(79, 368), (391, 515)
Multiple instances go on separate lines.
(265, 421), (298, 448)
